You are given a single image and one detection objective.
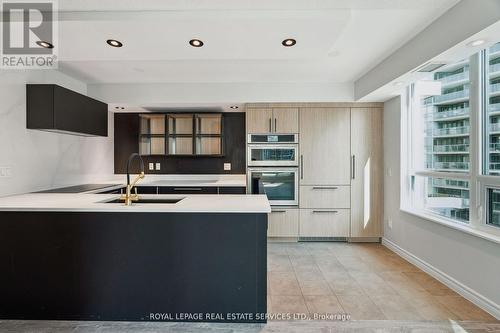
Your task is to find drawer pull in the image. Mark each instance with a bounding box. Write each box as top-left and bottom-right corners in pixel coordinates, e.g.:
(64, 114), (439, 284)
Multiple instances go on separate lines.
(271, 210), (286, 213)
(312, 210), (338, 214)
(312, 186), (338, 190)
(173, 187), (202, 191)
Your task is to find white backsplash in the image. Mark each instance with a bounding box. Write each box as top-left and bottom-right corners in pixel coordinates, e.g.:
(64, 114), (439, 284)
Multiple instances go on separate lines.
(0, 70), (114, 196)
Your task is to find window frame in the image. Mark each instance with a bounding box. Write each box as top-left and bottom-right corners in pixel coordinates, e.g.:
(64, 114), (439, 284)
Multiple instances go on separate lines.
(401, 51), (500, 243)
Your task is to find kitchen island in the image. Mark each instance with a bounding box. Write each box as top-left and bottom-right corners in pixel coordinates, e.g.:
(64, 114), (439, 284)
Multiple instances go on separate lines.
(0, 192), (270, 323)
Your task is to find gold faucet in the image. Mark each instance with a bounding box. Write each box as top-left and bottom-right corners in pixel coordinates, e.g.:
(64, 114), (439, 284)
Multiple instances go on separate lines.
(121, 171), (145, 206)
(122, 153), (146, 206)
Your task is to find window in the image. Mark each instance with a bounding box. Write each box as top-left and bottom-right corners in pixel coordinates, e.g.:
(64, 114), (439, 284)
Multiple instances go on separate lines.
(403, 43), (500, 241)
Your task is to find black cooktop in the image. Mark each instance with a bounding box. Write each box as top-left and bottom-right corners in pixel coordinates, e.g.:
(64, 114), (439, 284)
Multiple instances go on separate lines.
(35, 184), (120, 194)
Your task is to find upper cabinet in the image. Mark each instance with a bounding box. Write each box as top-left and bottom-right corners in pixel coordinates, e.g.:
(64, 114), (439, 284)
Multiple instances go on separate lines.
(299, 107), (351, 185)
(246, 107), (298, 134)
(26, 84), (108, 137)
(350, 107), (383, 238)
(139, 113), (223, 156)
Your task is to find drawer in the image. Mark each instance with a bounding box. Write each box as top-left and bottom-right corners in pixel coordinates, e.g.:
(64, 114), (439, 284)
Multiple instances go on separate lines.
(299, 185), (350, 208)
(158, 186), (218, 194)
(299, 209), (349, 237)
(218, 186), (246, 194)
(135, 186), (158, 194)
(268, 208), (299, 238)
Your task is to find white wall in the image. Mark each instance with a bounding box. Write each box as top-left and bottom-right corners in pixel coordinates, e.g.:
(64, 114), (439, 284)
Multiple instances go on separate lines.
(0, 70), (114, 196)
(383, 96), (500, 317)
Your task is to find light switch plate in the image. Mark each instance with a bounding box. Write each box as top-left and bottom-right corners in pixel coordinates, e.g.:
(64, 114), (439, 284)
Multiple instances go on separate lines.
(155, 163), (161, 170)
(149, 163), (154, 171)
(224, 163), (231, 171)
(388, 218), (393, 229)
(0, 167), (12, 178)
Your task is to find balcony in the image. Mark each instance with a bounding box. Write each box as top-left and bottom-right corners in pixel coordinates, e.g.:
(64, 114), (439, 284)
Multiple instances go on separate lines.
(432, 126), (470, 137)
(490, 43), (500, 54)
(433, 143), (469, 153)
(490, 143), (500, 152)
(490, 83), (500, 96)
(426, 195), (469, 209)
(437, 71), (469, 86)
(490, 123), (500, 134)
(490, 103), (500, 113)
(433, 107), (469, 120)
(433, 89), (469, 105)
(431, 178), (469, 189)
(490, 63), (500, 76)
(433, 161), (469, 171)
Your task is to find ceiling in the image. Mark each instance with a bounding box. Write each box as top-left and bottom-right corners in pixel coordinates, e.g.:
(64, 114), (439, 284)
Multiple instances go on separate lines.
(55, 0), (459, 85)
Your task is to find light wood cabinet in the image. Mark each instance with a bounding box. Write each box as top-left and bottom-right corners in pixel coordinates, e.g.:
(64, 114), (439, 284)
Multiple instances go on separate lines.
(299, 108), (351, 185)
(272, 108), (299, 133)
(299, 209), (350, 237)
(246, 108), (298, 134)
(350, 108), (383, 238)
(246, 108), (273, 134)
(268, 209), (299, 237)
(299, 185), (350, 208)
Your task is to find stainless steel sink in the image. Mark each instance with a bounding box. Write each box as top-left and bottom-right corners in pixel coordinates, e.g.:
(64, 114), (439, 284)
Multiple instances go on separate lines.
(103, 198), (184, 204)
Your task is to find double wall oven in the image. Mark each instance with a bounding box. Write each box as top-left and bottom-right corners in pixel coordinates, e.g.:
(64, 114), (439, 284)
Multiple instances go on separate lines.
(247, 134), (299, 206)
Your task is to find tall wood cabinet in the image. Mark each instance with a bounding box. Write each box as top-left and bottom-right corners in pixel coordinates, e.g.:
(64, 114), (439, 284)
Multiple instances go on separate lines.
(350, 107), (383, 238)
(299, 108), (351, 185)
(246, 107), (298, 134)
(245, 103), (383, 241)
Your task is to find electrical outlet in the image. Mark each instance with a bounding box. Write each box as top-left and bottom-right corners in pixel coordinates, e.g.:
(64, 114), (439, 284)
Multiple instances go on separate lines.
(155, 163), (161, 171)
(224, 163), (231, 171)
(0, 167), (12, 178)
(149, 163), (154, 171)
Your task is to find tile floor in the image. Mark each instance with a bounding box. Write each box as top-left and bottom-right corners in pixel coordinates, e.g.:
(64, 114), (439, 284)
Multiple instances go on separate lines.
(267, 242), (497, 322)
(0, 242), (498, 333)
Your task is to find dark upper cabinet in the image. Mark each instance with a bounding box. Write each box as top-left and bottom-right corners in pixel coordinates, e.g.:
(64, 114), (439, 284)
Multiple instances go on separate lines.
(26, 84), (108, 137)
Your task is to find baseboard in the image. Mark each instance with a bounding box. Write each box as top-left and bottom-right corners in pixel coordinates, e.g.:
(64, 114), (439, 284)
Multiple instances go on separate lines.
(382, 237), (500, 320)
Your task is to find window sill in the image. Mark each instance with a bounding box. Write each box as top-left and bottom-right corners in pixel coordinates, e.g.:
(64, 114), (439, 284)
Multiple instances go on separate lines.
(400, 208), (500, 245)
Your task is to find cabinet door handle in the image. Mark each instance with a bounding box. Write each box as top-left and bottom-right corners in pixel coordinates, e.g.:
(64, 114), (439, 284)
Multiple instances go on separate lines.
(274, 118), (277, 132)
(300, 155), (304, 179)
(271, 210), (286, 213)
(269, 118), (272, 132)
(312, 186), (338, 190)
(312, 210), (338, 214)
(351, 155), (356, 179)
(174, 187), (202, 191)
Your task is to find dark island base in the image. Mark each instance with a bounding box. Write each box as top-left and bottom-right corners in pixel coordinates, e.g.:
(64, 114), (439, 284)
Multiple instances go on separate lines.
(0, 211), (267, 323)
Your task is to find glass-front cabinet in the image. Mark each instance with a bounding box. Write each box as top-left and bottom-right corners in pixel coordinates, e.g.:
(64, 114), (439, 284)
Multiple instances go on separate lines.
(139, 113), (223, 156)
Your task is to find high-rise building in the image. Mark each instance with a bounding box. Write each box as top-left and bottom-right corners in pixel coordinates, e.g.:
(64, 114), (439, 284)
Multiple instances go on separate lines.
(421, 60), (470, 222)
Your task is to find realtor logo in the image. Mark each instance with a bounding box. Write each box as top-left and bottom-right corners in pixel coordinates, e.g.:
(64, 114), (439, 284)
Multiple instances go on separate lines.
(1, 0), (58, 68)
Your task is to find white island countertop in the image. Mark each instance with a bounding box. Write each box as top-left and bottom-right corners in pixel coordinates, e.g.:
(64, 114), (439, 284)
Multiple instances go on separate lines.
(0, 193), (271, 213)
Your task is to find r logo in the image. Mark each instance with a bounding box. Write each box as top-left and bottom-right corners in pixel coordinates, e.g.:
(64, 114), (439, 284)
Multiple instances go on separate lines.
(2, 2), (53, 54)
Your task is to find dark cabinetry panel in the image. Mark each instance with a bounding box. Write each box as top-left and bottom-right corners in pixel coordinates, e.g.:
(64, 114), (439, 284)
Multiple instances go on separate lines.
(27, 84), (108, 137)
(114, 112), (246, 174)
(158, 186), (218, 194)
(218, 186), (247, 194)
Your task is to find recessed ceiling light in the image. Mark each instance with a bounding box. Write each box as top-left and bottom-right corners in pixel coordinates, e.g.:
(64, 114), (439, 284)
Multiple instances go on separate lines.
(107, 39), (123, 48)
(114, 106), (125, 110)
(467, 39), (485, 47)
(282, 38), (296, 47)
(189, 39), (204, 47)
(229, 105), (239, 109)
(393, 81), (404, 87)
(36, 40), (53, 49)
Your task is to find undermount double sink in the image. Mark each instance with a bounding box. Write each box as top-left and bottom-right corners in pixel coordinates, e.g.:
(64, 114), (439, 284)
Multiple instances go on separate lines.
(103, 197), (184, 204)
